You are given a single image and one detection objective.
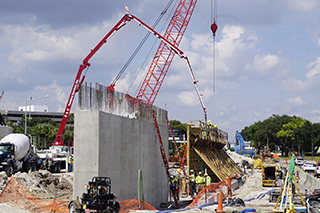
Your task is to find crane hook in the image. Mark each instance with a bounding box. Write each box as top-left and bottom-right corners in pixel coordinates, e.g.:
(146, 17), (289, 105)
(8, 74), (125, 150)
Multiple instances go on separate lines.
(211, 21), (218, 36)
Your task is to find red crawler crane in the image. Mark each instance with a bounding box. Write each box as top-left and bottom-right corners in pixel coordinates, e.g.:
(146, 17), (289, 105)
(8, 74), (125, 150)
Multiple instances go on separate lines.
(136, 0), (197, 106)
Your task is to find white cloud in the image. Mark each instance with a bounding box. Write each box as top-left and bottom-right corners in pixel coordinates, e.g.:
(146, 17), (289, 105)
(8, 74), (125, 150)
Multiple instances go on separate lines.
(281, 77), (307, 91)
(306, 56), (320, 80)
(245, 54), (281, 77)
(177, 91), (197, 107)
(215, 25), (258, 77)
(286, 0), (319, 12)
(281, 57), (320, 91)
(218, 25), (246, 59)
(311, 109), (320, 115)
(286, 96), (307, 106)
(35, 80), (67, 112)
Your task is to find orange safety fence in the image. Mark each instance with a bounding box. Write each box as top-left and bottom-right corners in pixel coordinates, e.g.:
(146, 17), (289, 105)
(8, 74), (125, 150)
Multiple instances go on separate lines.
(2, 176), (232, 212)
(188, 176), (232, 207)
(0, 176), (69, 212)
(0, 177), (157, 213)
(119, 199), (157, 213)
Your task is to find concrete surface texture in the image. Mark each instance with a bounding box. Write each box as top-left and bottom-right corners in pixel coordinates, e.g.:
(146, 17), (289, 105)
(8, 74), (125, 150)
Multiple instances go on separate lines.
(74, 109), (169, 208)
(78, 82), (167, 125)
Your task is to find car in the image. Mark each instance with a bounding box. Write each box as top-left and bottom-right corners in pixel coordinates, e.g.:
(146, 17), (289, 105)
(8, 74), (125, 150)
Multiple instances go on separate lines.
(302, 162), (316, 173)
(316, 162), (320, 177)
(295, 156), (305, 166)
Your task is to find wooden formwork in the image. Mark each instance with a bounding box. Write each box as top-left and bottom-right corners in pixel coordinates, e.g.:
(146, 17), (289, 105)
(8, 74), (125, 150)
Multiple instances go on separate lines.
(187, 120), (242, 182)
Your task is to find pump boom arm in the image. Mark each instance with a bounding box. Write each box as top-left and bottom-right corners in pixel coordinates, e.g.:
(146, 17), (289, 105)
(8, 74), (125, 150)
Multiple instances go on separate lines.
(53, 12), (206, 146)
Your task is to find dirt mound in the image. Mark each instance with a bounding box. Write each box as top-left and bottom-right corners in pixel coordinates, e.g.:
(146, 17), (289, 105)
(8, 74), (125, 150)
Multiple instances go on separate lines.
(0, 170), (73, 201)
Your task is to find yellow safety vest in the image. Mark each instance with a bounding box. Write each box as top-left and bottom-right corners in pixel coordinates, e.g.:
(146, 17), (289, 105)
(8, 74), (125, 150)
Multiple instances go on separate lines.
(196, 175), (205, 184)
(190, 174), (195, 182)
(68, 156), (73, 164)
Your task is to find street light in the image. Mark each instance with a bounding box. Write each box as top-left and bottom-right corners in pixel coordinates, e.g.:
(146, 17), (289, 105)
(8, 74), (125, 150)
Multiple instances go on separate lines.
(24, 95), (49, 134)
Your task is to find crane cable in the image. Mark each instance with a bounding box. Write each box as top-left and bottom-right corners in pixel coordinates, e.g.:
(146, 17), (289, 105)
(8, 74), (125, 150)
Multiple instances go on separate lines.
(211, 0), (218, 92)
(110, 0), (176, 88)
(129, 0), (178, 96)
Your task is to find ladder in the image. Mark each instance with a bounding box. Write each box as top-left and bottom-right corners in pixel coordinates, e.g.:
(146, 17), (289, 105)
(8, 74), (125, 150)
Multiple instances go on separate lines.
(152, 111), (179, 208)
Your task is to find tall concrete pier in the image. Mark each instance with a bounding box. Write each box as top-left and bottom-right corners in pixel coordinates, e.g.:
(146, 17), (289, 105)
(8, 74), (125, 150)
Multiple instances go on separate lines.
(74, 82), (168, 208)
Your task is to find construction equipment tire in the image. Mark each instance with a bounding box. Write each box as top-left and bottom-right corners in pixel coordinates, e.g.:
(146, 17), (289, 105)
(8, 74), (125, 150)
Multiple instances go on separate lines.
(68, 201), (81, 213)
(5, 164), (14, 177)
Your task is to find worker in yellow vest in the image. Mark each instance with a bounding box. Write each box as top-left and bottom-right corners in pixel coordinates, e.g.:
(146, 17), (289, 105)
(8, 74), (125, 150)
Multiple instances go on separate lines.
(68, 155), (73, 172)
(195, 171), (205, 193)
(204, 173), (211, 186)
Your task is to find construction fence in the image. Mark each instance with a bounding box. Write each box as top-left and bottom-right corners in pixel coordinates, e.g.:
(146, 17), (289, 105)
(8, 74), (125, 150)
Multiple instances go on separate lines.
(0, 177), (156, 213)
(188, 176), (232, 208)
(0, 176), (69, 212)
(0, 175), (232, 212)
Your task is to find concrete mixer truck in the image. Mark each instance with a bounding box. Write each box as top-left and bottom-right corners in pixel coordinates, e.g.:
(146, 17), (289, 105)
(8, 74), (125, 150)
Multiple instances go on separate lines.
(0, 133), (39, 176)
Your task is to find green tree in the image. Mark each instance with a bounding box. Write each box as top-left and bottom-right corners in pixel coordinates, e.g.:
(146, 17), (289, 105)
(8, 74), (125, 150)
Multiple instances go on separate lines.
(276, 117), (307, 156)
(168, 120), (187, 156)
(169, 120), (187, 136)
(241, 114), (312, 157)
(8, 114), (74, 149)
(312, 123), (320, 154)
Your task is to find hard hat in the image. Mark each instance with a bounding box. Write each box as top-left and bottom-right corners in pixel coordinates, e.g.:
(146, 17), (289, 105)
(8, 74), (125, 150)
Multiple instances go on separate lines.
(199, 171), (202, 175)
(177, 169), (181, 173)
(190, 170), (194, 172)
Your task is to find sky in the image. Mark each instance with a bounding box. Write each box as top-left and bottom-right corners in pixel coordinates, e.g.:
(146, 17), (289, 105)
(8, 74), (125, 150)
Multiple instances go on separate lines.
(0, 0), (320, 141)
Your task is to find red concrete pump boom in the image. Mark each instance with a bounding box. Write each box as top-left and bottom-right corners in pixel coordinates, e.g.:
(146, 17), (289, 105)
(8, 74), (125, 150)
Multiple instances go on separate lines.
(53, 11), (205, 146)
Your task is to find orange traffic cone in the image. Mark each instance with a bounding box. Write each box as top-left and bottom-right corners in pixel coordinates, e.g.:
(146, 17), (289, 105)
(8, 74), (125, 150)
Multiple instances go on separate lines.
(217, 191), (225, 213)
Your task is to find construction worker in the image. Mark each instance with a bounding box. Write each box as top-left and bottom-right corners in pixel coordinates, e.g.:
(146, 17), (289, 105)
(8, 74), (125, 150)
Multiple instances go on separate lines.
(68, 155), (73, 172)
(36, 155), (42, 170)
(170, 170), (180, 201)
(204, 173), (211, 186)
(195, 171), (205, 193)
(207, 120), (218, 129)
(189, 170), (196, 196)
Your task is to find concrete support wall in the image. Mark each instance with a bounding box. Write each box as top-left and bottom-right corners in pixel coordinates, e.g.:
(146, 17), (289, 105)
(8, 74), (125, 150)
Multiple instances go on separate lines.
(74, 110), (169, 208)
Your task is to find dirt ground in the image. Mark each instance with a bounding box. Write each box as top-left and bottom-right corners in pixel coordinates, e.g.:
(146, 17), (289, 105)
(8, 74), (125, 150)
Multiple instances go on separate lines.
(0, 152), (299, 213)
(0, 170), (73, 213)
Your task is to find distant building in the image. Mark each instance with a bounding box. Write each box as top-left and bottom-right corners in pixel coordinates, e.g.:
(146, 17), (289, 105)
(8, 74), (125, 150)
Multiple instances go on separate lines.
(168, 129), (185, 143)
(0, 110), (64, 126)
(18, 105), (48, 112)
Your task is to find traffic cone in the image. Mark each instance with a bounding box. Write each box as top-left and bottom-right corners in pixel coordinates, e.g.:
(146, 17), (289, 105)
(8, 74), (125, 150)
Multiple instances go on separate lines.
(217, 191), (225, 213)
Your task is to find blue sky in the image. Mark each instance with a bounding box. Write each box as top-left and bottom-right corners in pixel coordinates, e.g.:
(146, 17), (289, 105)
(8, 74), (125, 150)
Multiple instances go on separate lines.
(0, 0), (320, 141)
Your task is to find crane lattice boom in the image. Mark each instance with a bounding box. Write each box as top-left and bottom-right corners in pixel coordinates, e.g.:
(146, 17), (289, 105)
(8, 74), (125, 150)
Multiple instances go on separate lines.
(137, 0), (197, 105)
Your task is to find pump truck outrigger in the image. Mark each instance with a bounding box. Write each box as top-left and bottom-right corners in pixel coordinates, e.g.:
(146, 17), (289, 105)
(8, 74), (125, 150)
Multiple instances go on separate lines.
(68, 177), (120, 213)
